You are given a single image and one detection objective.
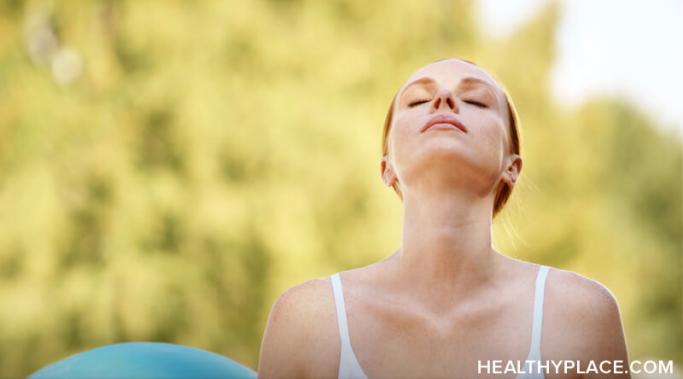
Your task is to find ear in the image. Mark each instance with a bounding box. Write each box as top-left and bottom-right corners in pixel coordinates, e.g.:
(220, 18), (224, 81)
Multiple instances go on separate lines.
(380, 155), (398, 187)
(502, 154), (522, 187)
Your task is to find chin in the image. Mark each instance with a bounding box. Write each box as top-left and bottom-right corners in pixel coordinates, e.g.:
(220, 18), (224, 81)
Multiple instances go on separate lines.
(403, 152), (469, 181)
(419, 141), (469, 162)
(404, 148), (497, 189)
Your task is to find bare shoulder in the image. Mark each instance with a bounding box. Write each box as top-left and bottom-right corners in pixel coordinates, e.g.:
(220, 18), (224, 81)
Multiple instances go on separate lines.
(257, 276), (340, 379)
(269, 277), (334, 323)
(546, 267), (620, 313)
(543, 267), (629, 364)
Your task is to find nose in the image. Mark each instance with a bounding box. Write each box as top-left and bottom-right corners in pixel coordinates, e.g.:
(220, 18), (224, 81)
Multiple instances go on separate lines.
(431, 89), (459, 113)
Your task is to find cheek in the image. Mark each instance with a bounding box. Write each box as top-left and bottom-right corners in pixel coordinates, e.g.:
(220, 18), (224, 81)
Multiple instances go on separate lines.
(388, 115), (420, 159)
(475, 121), (507, 164)
(480, 125), (503, 148)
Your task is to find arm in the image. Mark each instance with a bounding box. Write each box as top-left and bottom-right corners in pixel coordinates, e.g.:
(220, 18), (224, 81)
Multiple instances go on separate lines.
(575, 280), (631, 378)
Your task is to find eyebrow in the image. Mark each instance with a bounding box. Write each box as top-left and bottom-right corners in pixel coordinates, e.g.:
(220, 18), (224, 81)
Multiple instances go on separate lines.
(400, 76), (499, 97)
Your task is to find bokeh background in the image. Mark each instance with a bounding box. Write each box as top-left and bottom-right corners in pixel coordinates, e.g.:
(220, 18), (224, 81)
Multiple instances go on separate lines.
(0, 0), (681, 377)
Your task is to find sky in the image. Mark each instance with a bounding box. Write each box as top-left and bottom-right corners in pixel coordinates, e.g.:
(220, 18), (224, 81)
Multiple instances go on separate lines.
(478, 0), (683, 135)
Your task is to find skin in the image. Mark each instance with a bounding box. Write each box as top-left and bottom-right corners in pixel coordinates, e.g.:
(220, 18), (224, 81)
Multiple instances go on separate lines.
(257, 59), (630, 378)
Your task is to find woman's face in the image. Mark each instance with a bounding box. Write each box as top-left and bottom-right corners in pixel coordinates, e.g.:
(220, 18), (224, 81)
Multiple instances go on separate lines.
(382, 59), (519, 200)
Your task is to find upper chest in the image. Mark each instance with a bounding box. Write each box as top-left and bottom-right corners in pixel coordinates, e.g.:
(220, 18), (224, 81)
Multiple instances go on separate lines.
(307, 274), (584, 379)
(342, 287), (535, 378)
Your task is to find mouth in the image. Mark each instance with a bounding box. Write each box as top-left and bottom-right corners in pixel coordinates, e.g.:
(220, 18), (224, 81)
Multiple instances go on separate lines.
(421, 114), (467, 133)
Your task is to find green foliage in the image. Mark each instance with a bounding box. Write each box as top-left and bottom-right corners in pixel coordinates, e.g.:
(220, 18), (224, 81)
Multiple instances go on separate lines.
(0, 0), (680, 376)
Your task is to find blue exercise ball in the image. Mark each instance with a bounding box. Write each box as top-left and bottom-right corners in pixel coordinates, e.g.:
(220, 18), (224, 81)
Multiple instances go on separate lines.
(28, 342), (257, 379)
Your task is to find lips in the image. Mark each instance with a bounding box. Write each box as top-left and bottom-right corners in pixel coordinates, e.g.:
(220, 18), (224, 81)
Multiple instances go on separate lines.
(421, 114), (467, 133)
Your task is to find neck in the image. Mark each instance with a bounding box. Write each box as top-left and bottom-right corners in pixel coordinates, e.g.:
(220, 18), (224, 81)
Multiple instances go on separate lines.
(387, 188), (505, 311)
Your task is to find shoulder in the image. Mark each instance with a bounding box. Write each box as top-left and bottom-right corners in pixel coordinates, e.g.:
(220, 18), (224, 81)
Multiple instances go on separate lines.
(545, 267), (621, 321)
(543, 267), (629, 361)
(257, 276), (339, 378)
(269, 277), (334, 324)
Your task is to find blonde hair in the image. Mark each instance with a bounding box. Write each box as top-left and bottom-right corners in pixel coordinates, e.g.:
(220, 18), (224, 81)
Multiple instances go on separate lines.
(381, 59), (521, 218)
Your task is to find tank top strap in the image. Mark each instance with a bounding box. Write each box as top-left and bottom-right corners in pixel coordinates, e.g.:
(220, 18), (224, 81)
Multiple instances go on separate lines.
(330, 273), (353, 352)
(527, 265), (550, 361)
(330, 273), (369, 379)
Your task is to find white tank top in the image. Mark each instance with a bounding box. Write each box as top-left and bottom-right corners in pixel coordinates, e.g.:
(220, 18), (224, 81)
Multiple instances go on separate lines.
(329, 265), (551, 379)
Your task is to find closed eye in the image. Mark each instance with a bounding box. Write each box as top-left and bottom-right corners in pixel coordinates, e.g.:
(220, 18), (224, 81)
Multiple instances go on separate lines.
(464, 100), (487, 108)
(408, 99), (430, 107)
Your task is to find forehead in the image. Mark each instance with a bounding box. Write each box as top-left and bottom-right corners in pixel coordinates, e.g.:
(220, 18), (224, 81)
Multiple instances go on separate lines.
(399, 59), (503, 97)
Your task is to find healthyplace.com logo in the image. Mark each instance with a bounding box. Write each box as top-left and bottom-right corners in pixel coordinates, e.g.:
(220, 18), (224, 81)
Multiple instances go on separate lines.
(478, 359), (674, 376)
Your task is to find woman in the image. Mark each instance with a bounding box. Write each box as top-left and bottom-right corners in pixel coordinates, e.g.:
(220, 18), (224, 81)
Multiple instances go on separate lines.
(257, 58), (630, 378)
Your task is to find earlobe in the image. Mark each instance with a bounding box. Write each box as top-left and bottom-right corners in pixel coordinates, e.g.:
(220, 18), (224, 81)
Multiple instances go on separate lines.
(380, 157), (397, 187)
(506, 154), (522, 186)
